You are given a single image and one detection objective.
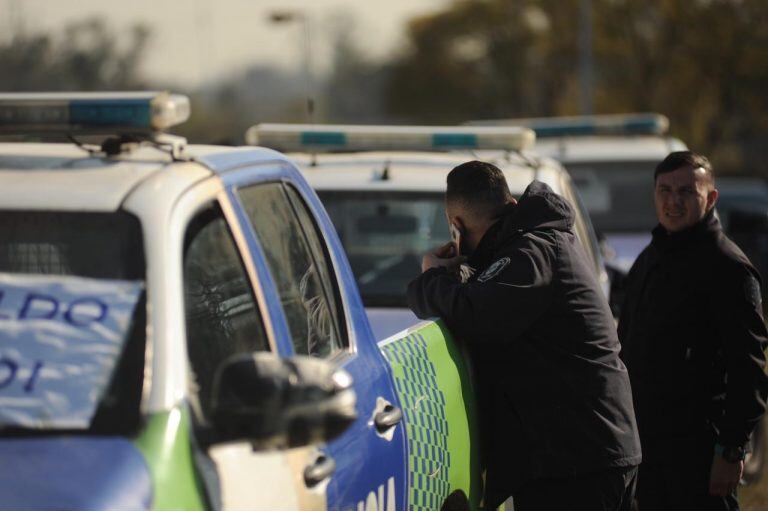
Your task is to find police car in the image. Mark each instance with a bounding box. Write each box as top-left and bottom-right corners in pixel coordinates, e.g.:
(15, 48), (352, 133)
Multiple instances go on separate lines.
(0, 93), (484, 511)
(246, 123), (611, 340)
(469, 114), (688, 274)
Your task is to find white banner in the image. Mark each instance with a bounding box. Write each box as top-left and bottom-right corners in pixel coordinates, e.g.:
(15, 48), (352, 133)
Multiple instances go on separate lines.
(0, 273), (143, 429)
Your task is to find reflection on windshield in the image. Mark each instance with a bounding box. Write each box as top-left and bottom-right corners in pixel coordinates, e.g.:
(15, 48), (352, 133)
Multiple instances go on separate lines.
(567, 162), (658, 233)
(318, 191), (448, 307)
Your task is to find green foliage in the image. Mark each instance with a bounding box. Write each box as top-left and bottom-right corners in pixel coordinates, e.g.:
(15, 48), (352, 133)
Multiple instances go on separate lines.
(0, 18), (150, 91)
(386, 0), (768, 173)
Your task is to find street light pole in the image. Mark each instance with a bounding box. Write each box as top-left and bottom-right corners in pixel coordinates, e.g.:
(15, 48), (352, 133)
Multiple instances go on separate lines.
(579, 0), (594, 115)
(269, 10), (315, 124)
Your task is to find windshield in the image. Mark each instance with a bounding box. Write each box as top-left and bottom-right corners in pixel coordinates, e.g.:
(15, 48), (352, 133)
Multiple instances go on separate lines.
(0, 211), (146, 436)
(566, 161), (658, 233)
(318, 191), (448, 307)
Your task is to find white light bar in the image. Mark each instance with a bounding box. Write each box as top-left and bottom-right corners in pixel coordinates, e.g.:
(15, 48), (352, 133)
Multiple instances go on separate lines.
(466, 113), (669, 137)
(0, 91), (190, 134)
(246, 123), (536, 152)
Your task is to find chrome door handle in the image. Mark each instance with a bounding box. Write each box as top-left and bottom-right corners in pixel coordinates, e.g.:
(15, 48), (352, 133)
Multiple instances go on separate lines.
(374, 404), (403, 431)
(304, 454), (336, 487)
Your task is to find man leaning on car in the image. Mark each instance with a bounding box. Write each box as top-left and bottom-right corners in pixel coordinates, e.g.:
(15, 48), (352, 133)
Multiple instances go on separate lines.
(619, 151), (768, 510)
(408, 161), (641, 511)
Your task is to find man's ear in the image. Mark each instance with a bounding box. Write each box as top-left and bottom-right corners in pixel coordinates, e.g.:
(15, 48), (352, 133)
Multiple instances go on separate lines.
(707, 188), (719, 210)
(452, 216), (467, 235)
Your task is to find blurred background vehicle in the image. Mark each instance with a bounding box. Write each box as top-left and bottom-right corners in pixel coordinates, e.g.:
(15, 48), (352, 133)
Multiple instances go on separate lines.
(250, 123), (611, 340)
(469, 113), (687, 276)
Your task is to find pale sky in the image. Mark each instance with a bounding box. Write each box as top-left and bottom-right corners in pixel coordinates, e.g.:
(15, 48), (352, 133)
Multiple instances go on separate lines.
(5, 0), (451, 87)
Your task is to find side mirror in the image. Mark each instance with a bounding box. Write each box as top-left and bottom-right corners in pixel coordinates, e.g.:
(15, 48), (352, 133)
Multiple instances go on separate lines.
(210, 353), (356, 449)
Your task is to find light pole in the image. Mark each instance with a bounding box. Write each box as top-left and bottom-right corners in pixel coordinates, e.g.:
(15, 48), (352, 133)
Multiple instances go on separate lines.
(579, 0), (594, 115)
(268, 10), (315, 123)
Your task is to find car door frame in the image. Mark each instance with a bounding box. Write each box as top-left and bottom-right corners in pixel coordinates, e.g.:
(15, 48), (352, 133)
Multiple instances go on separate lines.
(218, 160), (409, 511)
(157, 171), (324, 511)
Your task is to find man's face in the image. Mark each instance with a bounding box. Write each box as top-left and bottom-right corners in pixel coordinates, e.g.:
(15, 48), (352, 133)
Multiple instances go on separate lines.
(654, 165), (718, 232)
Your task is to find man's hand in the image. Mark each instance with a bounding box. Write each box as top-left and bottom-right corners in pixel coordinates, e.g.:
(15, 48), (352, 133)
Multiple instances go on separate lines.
(709, 455), (744, 496)
(421, 242), (466, 273)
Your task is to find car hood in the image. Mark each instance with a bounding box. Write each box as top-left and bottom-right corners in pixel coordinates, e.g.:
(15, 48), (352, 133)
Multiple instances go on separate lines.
(0, 436), (152, 511)
(366, 307), (420, 342)
(604, 233), (652, 273)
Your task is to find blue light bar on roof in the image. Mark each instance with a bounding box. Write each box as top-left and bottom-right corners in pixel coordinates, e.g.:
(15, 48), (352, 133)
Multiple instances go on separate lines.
(246, 123), (536, 152)
(0, 92), (190, 134)
(466, 113), (669, 138)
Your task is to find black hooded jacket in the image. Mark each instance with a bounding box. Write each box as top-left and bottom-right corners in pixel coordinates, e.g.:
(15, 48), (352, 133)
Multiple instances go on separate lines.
(407, 181), (641, 504)
(619, 210), (768, 462)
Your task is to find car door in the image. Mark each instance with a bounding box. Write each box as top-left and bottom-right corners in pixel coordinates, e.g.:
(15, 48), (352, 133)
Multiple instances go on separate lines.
(181, 197), (326, 511)
(229, 168), (408, 511)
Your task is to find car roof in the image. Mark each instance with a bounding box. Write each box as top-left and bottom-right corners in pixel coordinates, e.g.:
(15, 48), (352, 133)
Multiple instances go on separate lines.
(290, 150), (566, 195)
(0, 142), (290, 212)
(533, 136), (688, 163)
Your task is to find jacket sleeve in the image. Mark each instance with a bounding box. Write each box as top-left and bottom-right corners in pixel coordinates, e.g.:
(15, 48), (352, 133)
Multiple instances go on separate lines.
(710, 262), (768, 448)
(406, 239), (553, 342)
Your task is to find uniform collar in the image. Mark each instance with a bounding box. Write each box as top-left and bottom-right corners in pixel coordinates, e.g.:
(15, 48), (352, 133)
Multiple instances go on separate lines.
(651, 208), (721, 252)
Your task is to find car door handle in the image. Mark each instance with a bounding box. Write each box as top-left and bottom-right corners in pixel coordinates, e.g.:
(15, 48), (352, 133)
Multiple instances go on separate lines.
(304, 455), (336, 487)
(374, 404), (403, 431)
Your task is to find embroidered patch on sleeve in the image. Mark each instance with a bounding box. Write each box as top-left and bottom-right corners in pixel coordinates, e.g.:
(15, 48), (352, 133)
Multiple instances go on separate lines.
(477, 257), (511, 283)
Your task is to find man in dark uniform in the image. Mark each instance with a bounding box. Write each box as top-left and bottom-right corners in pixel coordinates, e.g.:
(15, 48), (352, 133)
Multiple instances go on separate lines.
(407, 160), (641, 510)
(619, 151), (768, 510)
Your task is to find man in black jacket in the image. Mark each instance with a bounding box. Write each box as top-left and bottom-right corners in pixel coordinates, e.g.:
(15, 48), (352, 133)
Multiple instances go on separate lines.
(407, 161), (641, 510)
(619, 151), (768, 510)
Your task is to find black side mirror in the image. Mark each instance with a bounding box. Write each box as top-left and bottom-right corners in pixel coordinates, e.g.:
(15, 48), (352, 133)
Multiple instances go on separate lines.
(210, 353), (356, 449)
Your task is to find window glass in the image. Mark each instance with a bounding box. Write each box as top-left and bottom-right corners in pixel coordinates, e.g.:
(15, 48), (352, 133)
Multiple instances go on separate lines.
(317, 191), (447, 307)
(567, 161), (658, 233)
(0, 210), (145, 436)
(238, 183), (344, 357)
(560, 179), (600, 273)
(183, 207), (269, 420)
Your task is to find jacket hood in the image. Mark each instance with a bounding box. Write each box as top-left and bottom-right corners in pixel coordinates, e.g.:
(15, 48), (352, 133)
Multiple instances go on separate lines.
(504, 180), (574, 233)
(467, 180), (574, 270)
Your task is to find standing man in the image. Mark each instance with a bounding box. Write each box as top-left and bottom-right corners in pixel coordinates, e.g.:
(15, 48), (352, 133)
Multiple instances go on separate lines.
(619, 151), (768, 510)
(407, 161), (641, 510)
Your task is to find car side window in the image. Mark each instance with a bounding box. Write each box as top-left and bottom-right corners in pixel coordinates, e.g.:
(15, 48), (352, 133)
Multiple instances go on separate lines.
(238, 182), (346, 358)
(183, 206), (269, 421)
(561, 177), (599, 270)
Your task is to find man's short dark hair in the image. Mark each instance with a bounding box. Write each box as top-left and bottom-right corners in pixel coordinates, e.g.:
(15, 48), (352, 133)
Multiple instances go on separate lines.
(446, 160), (514, 218)
(654, 151), (714, 186)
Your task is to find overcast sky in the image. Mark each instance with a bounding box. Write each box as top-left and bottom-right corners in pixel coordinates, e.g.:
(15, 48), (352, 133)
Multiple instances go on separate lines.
(5, 0), (450, 87)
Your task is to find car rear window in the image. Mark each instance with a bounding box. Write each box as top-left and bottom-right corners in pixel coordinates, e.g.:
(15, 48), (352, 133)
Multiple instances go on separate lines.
(0, 211), (146, 436)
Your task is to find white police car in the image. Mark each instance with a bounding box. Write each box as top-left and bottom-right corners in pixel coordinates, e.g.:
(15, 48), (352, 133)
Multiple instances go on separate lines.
(247, 124), (610, 340)
(0, 93), (484, 511)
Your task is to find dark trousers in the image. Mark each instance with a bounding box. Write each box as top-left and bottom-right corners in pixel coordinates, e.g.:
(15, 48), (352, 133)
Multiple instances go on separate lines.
(512, 465), (638, 511)
(636, 457), (739, 511)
